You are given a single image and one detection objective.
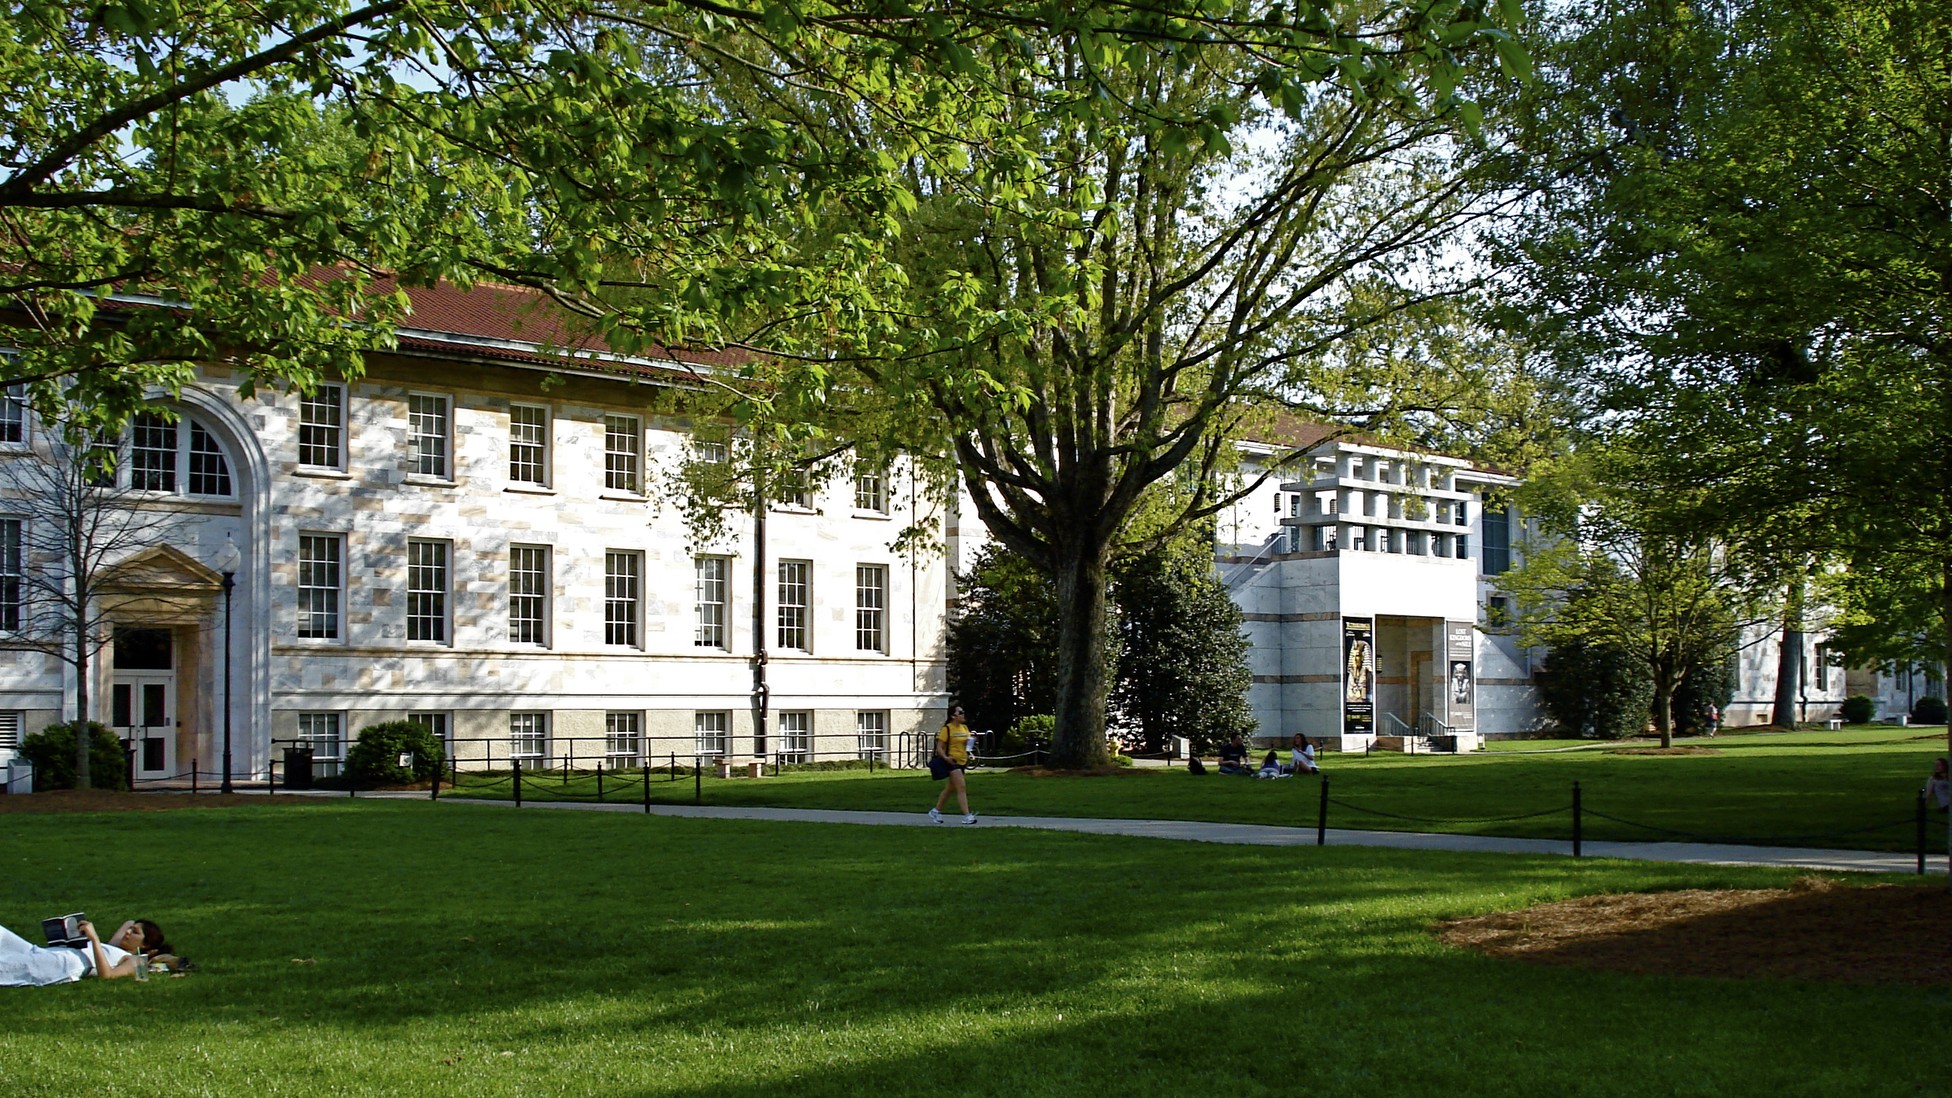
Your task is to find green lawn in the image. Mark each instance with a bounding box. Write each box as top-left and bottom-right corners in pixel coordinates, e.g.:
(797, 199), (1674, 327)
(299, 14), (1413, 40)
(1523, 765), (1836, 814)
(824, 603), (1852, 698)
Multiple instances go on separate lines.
(0, 802), (1943, 1097)
(447, 725), (1949, 852)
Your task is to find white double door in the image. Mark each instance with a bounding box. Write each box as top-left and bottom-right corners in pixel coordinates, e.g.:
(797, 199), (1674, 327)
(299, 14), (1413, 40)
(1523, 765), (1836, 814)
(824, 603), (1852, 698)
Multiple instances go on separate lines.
(110, 673), (176, 780)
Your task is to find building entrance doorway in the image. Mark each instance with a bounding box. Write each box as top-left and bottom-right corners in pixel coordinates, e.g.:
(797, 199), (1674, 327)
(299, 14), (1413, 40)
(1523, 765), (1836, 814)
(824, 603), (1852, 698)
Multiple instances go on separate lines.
(110, 628), (176, 780)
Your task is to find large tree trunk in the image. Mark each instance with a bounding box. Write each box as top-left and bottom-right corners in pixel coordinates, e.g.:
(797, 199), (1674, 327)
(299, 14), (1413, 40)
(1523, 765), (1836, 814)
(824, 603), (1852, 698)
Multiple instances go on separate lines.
(1050, 541), (1113, 769)
(1771, 579), (1803, 729)
(1940, 564), (1951, 891)
(1651, 668), (1675, 750)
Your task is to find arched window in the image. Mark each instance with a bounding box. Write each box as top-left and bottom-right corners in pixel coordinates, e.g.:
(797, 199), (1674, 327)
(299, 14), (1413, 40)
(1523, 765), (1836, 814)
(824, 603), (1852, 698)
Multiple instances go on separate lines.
(127, 413), (235, 498)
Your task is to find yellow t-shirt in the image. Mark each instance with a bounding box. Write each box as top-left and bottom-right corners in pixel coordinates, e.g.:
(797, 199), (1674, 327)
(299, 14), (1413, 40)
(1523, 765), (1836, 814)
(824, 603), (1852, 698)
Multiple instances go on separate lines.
(937, 721), (970, 765)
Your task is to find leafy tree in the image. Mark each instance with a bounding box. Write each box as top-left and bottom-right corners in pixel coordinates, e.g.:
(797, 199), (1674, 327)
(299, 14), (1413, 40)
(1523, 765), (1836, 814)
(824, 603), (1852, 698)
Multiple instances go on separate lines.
(1534, 623), (1652, 741)
(1502, 446), (1768, 747)
(750, 8), (1526, 767)
(948, 532), (1255, 758)
(1488, 0), (1952, 869)
(945, 545), (1063, 741)
(1111, 529), (1256, 756)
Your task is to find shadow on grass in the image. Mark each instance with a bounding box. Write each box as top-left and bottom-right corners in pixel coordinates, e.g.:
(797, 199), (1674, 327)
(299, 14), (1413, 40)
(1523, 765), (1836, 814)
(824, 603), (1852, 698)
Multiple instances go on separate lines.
(0, 802), (1942, 1097)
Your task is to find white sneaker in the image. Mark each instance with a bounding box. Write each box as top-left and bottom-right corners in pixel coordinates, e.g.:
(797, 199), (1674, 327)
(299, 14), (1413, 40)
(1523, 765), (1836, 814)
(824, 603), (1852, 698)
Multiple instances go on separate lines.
(928, 807), (944, 824)
(961, 814), (977, 825)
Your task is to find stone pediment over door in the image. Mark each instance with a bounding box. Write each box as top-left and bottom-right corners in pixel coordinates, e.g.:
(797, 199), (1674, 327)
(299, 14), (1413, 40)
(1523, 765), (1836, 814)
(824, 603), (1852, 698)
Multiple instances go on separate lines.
(98, 545), (226, 624)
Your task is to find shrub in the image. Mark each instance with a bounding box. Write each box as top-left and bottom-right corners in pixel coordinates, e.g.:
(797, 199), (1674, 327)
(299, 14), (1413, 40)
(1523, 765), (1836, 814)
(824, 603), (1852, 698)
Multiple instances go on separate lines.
(344, 721), (445, 787)
(1838, 694), (1876, 725)
(994, 715), (1055, 763)
(19, 721), (129, 791)
(1911, 696), (1948, 725)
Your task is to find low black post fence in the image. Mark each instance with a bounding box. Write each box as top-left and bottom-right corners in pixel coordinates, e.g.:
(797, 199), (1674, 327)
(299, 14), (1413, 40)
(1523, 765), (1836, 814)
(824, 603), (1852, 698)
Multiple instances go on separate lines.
(596, 760), (605, 802)
(191, 759), (198, 796)
(1918, 790), (1928, 875)
(1572, 780), (1582, 858)
(1316, 775), (1329, 846)
(643, 765), (651, 813)
(513, 758), (523, 807)
(694, 762), (702, 804)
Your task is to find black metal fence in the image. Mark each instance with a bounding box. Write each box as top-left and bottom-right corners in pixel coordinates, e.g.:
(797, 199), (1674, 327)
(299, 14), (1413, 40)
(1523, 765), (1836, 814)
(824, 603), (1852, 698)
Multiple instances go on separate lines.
(1308, 776), (1941, 873)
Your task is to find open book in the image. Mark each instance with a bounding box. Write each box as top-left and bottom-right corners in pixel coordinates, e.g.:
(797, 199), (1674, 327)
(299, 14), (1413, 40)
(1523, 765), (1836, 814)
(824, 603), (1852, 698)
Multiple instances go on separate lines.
(41, 913), (87, 948)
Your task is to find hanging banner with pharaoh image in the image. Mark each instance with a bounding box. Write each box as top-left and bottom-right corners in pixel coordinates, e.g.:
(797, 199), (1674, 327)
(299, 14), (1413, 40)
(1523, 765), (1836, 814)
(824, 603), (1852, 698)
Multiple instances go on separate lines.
(1343, 617), (1375, 736)
(1446, 620), (1475, 728)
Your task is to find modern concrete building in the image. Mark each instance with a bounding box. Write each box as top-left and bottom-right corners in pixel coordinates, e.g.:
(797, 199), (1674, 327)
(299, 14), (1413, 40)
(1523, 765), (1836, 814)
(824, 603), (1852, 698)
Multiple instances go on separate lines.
(1218, 428), (1536, 751)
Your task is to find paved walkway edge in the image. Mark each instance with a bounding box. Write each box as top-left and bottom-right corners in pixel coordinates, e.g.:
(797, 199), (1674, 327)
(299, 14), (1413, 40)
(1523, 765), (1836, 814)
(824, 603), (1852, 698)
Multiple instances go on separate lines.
(341, 792), (1932, 875)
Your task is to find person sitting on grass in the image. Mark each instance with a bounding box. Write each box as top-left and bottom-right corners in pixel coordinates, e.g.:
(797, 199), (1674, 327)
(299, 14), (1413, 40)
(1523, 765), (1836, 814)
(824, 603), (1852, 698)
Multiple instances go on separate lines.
(1288, 734), (1319, 775)
(1928, 757), (1949, 811)
(1216, 733), (1253, 776)
(0, 918), (164, 986)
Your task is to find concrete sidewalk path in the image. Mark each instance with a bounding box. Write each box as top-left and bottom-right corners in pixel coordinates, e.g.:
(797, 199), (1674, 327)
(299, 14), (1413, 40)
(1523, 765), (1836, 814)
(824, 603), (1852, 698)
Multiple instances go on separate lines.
(379, 792), (1928, 876)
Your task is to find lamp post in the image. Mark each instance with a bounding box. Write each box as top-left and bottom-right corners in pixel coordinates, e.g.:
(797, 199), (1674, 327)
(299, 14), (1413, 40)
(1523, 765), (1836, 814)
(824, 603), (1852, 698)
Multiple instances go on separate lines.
(216, 536), (241, 794)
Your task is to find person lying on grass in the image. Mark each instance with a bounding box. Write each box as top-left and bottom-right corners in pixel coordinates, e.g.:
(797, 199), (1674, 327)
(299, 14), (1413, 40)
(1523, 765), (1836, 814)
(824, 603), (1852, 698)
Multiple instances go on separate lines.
(0, 917), (171, 986)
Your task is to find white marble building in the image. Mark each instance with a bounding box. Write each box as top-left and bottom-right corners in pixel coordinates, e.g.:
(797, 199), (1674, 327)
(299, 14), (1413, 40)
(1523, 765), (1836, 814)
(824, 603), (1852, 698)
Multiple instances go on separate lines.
(0, 281), (954, 783)
(1217, 429), (1539, 750)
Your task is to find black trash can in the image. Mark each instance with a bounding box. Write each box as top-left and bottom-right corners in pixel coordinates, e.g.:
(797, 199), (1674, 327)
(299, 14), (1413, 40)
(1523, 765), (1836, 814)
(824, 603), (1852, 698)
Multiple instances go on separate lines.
(283, 746), (314, 790)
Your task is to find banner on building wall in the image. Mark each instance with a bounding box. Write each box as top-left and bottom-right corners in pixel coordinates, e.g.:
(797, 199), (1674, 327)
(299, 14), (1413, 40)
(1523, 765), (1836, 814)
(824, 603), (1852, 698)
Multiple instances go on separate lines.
(1446, 620), (1474, 726)
(1343, 617), (1375, 736)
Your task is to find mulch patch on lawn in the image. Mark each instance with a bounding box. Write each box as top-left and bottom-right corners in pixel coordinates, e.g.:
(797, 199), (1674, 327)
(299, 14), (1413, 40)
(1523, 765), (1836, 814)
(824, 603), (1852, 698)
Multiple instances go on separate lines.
(1437, 876), (1950, 987)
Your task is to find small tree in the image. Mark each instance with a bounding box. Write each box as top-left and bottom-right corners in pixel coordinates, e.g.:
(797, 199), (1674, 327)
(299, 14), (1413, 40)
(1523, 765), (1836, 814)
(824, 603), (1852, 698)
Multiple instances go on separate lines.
(0, 416), (200, 787)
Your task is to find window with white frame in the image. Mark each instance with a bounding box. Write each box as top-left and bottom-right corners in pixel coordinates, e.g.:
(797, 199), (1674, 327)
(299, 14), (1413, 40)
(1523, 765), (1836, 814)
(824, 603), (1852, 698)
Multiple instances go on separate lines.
(121, 413), (234, 497)
(605, 550), (641, 647)
(298, 384), (345, 469)
(695, 439), (728, 464)
(130, 413), (176, 492)
(777, 560), (809, 652)
(776, 468), (811, 508)
(297, 534), (343, 640)
(605, 711), (643, 764)
(694, 711), (729, 759)
(509, 544), (549, 646)
(853, 467), (887, 513)
(508, 404), (549, 486)
(407, 538), (450, 644)
(509, 712), (548, 761)
(0, 383), (24, 446)
(408, 393), (451, 478)
(188, 422), (232, 496)
(603, 415), (641, 494)
(297, 712), (343, 765)
(0, 517), (20, 632)
(778, 711), (811, 764)
(855, 710), (888, 760)
(855, 564), (886, 653)
(694, 556), (727, 649)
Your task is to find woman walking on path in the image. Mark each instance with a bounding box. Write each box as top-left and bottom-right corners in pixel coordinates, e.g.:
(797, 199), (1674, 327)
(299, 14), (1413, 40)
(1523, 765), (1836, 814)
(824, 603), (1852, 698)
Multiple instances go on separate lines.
(928, 705), (977, 824)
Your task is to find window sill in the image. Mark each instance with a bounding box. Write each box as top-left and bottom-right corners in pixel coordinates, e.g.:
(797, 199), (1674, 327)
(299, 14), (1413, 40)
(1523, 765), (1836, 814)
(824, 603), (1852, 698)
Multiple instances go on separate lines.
(598, 491), (648, 504)
(505, 483), (556, 496)
(294, 466), (352, 480)
(403, 474), (457, 489)
(851, 510), (892, 520)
